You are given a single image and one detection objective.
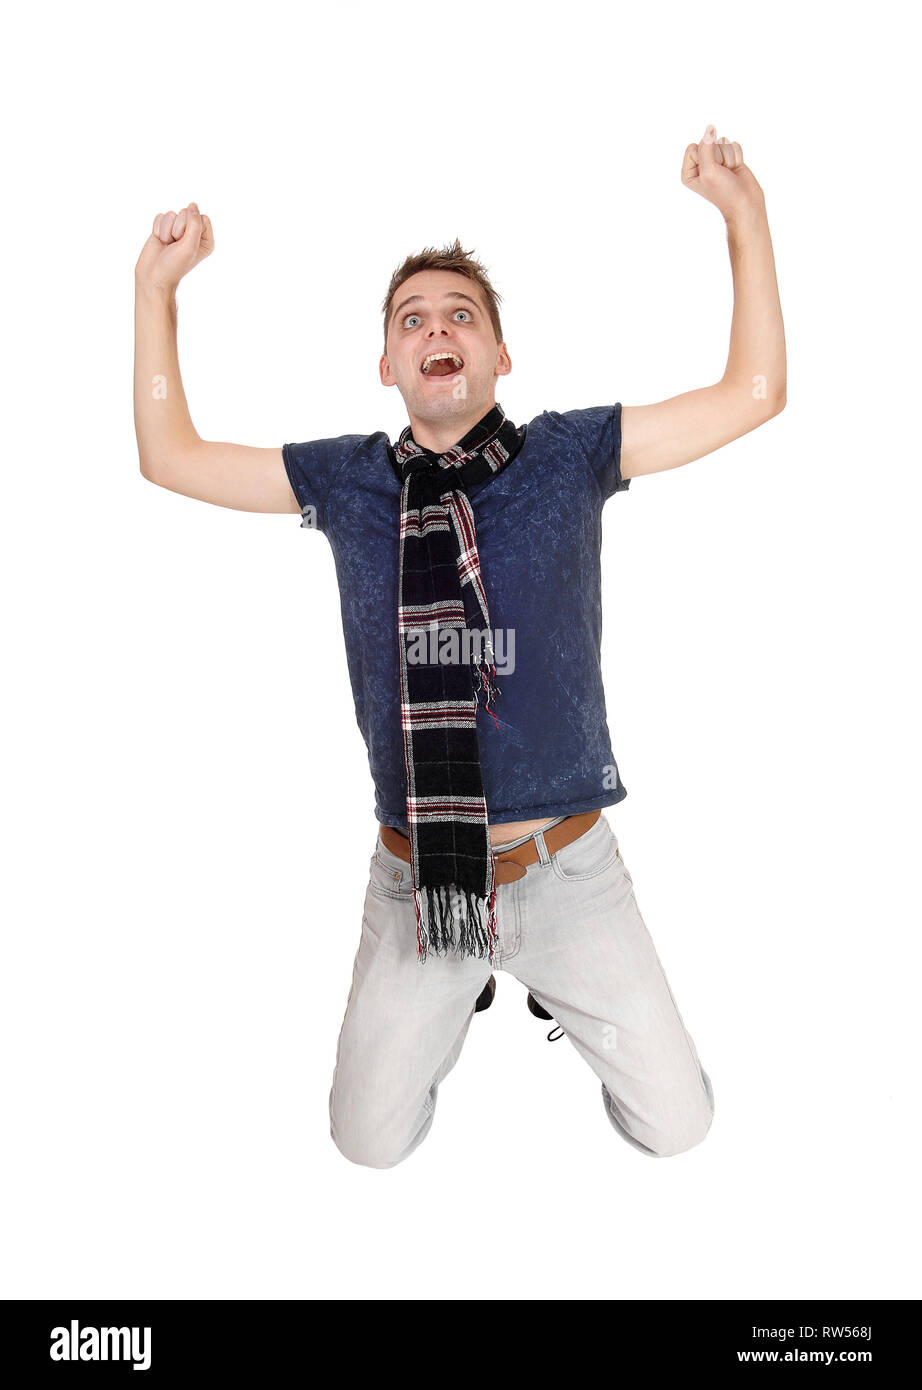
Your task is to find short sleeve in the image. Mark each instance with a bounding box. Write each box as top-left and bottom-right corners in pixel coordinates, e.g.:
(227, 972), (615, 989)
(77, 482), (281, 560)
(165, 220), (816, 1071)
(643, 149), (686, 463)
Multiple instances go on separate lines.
(282, 435), (366, 533)
(558, 403), (630, 501)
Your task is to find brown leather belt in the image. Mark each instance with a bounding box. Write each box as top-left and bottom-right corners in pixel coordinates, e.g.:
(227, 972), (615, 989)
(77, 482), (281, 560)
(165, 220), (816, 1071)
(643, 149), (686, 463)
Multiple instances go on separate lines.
(380, 809), (601, 884)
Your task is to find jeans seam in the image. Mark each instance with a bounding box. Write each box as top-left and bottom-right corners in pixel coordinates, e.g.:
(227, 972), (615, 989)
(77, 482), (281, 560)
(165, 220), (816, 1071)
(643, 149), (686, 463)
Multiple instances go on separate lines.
(329, 918), (368, 1139)
(630, 900), (711, 1109)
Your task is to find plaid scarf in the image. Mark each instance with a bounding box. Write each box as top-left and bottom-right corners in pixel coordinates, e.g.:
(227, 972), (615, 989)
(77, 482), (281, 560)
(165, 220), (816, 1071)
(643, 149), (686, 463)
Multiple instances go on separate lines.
(390, 402), (526, 963)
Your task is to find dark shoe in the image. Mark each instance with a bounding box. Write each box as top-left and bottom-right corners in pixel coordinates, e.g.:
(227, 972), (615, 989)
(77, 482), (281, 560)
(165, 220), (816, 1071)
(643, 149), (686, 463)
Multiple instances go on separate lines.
(527, 991), (564, 1042)
(526, 991), (553, 1021)
(475, 975), (496, 1013)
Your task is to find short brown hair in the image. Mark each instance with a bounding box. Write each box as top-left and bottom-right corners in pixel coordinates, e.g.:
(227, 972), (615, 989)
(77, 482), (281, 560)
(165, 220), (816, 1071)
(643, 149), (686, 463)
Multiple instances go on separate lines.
(381, 238), (504, 351)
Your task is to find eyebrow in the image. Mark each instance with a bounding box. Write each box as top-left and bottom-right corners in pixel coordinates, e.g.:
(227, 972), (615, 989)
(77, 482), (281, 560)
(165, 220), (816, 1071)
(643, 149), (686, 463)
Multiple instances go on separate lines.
(392, 291), (482, 322)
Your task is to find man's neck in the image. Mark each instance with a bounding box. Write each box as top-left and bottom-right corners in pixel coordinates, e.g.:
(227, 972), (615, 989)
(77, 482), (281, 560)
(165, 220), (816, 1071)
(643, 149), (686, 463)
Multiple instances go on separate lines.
(406, 398), (497, 455)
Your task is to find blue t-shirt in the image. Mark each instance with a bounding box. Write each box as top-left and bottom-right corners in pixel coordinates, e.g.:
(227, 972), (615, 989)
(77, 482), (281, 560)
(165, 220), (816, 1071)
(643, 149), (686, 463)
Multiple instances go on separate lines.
(283, 404), (631, 827)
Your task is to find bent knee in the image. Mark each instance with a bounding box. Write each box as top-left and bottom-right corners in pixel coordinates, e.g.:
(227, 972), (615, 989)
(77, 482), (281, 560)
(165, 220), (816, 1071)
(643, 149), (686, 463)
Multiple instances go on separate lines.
(330, 1107), (430, 1170)
(650, 1092), (715, 1158)
(604, 1077), (715, 1158)
(333, 1137), (406, 1169)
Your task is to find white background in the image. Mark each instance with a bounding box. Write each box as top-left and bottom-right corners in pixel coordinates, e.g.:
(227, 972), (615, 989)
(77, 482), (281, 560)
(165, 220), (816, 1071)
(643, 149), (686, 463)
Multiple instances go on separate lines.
(3, 0), (919, 1301)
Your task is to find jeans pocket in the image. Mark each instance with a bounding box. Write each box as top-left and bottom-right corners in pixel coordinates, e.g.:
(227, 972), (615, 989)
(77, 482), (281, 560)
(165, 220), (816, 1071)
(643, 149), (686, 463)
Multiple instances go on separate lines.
(368, 844), (417, 901)
(551, 816), (620, 882)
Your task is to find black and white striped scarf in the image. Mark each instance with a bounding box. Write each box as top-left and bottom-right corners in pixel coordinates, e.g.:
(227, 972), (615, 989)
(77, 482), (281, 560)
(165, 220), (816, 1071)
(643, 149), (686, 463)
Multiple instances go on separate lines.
(390, 403), (526, 963)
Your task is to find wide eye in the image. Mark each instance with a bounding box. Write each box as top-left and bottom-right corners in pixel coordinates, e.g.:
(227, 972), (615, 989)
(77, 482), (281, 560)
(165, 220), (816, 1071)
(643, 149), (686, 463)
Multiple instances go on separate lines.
(454, 309), (472, 322)
(403, 313), (422, 328)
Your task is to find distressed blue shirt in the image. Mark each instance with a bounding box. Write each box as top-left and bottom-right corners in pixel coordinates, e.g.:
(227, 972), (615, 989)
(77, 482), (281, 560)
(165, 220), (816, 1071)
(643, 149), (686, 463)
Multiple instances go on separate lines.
(283, 404), (631, 827)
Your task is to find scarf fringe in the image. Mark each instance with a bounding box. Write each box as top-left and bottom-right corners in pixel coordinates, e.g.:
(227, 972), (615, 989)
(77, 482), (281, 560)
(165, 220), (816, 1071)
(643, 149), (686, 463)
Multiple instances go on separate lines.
(473, 659), (502, 730)
(414, 884), (498, 965)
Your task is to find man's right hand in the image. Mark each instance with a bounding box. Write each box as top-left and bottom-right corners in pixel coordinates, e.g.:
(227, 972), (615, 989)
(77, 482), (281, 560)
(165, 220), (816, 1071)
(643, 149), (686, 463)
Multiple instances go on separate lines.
(135, 202), (214, 294)
(133, 203), (299, 514)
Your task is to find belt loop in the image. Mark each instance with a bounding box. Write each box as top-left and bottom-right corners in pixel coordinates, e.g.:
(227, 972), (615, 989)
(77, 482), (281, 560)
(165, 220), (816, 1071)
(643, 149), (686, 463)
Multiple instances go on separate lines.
(533, 829), (552, 866)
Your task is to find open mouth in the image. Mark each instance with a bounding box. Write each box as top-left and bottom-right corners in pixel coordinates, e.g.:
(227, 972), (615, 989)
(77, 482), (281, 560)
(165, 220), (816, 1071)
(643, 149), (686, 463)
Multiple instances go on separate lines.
(420, 351), (464, 378)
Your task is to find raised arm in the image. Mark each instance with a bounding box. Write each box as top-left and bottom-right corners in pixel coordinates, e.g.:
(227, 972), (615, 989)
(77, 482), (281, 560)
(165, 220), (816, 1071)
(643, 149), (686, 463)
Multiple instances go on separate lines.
(620, 126), (786, 481)
(133, 203), (300, 513)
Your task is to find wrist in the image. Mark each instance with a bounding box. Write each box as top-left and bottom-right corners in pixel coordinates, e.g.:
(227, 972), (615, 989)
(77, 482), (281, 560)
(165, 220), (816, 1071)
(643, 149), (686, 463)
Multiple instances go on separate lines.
(725, 200), (767, 237)
(135, 274), (178, 306)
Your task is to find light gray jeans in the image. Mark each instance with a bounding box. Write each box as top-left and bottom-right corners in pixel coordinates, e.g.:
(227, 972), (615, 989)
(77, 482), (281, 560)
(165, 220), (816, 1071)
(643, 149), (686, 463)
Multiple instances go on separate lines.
(329, 812), (714, 1167)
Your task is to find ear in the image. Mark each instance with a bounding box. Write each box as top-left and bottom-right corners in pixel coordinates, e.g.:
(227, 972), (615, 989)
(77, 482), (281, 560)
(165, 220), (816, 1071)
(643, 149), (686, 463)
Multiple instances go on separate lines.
(380, 353), (396, 387)
(494, 342), (512, 378)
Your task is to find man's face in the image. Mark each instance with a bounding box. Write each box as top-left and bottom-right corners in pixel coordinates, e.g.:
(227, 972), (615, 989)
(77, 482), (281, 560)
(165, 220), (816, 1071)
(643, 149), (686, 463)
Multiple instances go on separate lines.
(379, 269), (511, 425)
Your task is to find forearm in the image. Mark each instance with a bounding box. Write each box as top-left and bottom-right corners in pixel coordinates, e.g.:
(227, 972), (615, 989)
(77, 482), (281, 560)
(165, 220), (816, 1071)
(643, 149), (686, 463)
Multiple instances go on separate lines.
(133, 280), (201, 478)
(721, 204), (786, 408)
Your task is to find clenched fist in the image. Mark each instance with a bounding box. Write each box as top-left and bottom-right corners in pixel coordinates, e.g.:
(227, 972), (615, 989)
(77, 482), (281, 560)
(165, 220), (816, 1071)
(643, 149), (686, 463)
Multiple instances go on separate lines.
(682, 126), (765, 224)
(135, 202), (214, 293)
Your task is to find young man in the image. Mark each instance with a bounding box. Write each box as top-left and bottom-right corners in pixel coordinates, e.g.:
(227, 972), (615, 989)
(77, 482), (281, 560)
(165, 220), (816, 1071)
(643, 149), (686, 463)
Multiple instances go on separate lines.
(134, 125), (785, 1168)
